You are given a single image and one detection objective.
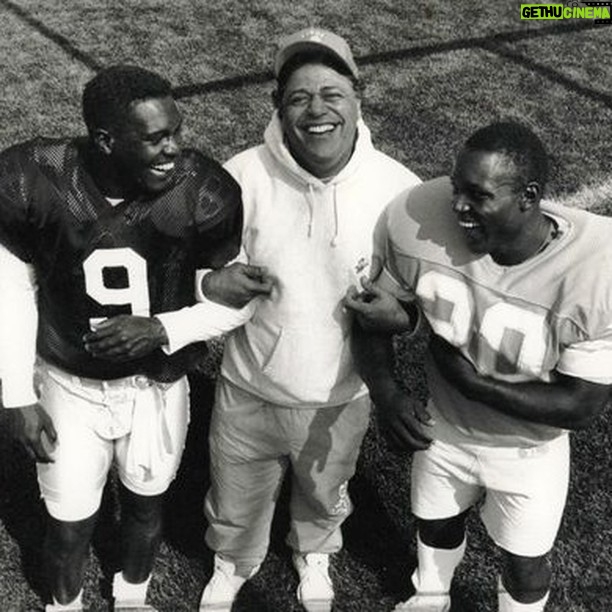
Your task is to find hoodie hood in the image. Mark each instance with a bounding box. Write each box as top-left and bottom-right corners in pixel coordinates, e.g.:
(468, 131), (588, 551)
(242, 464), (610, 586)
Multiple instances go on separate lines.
(263, 110), (374, 244)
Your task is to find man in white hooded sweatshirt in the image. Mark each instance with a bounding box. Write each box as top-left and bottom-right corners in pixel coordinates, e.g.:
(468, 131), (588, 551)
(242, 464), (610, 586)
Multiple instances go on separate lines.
(199, 28), (422, 612)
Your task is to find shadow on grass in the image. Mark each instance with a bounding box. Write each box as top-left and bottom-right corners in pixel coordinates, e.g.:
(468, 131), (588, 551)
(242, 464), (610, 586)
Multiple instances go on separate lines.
(345, 468), (414, 597)
(162, 373), (215, 561)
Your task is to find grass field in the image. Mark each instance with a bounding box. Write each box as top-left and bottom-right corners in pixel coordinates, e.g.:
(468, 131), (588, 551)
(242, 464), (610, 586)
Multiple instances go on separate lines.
(0, 1), (611, 610)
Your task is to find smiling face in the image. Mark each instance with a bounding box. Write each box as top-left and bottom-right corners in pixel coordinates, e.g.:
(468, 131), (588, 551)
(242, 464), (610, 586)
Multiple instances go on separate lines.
(451, 149), (539, 262)
(279, 63), (360, 179)
(108, 95), (183, 194)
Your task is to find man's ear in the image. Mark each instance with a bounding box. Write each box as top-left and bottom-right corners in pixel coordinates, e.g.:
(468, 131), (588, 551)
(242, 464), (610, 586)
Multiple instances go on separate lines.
(92, 128), (114, 155)
(520, 181), (541, 211)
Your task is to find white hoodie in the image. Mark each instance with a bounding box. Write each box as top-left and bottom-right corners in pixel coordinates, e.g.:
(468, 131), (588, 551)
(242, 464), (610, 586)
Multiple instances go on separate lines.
(222, 112), (420, 407)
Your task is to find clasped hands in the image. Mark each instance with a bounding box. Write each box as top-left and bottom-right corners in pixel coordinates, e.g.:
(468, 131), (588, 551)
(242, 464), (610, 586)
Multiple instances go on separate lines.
(343, 276), (415, 334)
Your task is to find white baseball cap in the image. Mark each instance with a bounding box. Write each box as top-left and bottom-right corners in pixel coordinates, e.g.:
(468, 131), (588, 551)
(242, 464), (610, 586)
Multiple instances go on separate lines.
(274, 27), (359, 79)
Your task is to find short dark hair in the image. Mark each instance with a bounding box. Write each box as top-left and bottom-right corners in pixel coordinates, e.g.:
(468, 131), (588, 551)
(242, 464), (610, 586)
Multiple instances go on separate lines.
(463, 121), (549, 190)
(273, 50), (363, 107)
(82, 65), (172, 133)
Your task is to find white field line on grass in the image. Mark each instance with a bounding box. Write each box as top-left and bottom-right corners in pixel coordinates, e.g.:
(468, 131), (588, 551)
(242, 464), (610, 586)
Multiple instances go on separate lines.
(554, 177), (612, 210)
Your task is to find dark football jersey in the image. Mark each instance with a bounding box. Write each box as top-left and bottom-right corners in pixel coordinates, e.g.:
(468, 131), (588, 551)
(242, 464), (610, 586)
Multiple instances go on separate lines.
(0, 138), (243, 381)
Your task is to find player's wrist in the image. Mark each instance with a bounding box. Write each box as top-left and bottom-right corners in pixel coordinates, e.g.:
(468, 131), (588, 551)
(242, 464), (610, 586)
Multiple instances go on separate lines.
(370, 379), (406, 407)
(151, 316), (170, 347)
(200, 268), (224, 303)
(399, 300), (421, 334)
(200, 267), (242, 307)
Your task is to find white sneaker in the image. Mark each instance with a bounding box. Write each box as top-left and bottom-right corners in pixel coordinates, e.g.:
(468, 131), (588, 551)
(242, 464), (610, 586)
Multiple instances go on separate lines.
(393, 593), (451, 611)
(199, 555), (260, 611)
(292, 553), (334, 612)
(45, 595), (83, 612)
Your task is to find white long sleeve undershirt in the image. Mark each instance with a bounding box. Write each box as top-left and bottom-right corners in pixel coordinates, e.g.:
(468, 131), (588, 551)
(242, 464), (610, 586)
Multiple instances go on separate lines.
(157, 264), (255, 353)
(0, 243), (38, 407)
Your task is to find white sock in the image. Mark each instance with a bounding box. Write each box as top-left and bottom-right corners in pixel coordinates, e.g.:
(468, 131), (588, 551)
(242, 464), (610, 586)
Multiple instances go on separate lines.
(45, 589), (83, 611)
(498, 578), (550, 611)
(112, 571), (151, 604)
(411, 534), (466, 596)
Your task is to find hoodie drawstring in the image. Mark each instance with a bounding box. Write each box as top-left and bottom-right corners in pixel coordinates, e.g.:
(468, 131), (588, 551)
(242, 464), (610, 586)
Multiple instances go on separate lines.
(330, 185), (339, 247)
(305, 183), (340, 247)
(306, 183), (315, 237)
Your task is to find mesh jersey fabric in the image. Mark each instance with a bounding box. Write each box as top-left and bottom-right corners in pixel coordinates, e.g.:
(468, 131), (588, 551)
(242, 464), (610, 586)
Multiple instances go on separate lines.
(0, 137), (243, 382)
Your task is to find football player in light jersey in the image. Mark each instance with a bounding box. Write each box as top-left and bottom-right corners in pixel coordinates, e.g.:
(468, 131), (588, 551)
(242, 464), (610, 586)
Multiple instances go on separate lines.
(0, 65), (270, 611)
(345, 121), (612, 611)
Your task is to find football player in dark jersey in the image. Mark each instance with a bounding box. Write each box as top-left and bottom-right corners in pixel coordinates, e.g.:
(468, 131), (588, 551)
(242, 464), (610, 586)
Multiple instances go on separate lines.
(0, 65), (271, 611)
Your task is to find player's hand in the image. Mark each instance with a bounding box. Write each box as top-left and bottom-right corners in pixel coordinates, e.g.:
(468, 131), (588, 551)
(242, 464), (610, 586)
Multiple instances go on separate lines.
(201, 263), (274, 308)
(9, 403), (57, 463)
(343, 278), (416, 334)
(429, 334), (481, 398)
(83, 315), (168, 361)
(372, 384), (432, 451)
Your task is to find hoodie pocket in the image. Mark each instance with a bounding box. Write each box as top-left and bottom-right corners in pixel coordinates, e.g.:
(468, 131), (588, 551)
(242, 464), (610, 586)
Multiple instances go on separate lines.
(244, 315), (284, 372)
(244, 316), (352, 402)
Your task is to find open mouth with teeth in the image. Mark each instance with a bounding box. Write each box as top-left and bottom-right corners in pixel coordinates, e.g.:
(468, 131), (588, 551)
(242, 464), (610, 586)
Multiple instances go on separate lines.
(304, 123), (337, 135)
(150, 161), (175, 176)
(458, 218), (480, 230)
(457, 216), (487, 247)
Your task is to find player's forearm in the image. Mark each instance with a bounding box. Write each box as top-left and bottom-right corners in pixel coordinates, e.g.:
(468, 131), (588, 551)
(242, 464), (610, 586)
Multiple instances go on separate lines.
(157, 299), (254, 354)
(351, 322), (402, 403)
(0, 245), (38, 407)
(466, 372), (608, 430)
